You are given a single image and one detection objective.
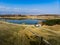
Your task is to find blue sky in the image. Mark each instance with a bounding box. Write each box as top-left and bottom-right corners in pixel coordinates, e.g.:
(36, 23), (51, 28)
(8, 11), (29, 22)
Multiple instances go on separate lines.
(0, 0), (59, 15)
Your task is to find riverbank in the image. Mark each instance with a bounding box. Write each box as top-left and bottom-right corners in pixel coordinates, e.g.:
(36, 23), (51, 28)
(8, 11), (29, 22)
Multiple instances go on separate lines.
(0, 21), (60, 45)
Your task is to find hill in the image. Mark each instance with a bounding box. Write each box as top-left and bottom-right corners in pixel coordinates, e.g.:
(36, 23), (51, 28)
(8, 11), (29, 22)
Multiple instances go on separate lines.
(0, 21), (60, 45)
(0, 14), (60, 19)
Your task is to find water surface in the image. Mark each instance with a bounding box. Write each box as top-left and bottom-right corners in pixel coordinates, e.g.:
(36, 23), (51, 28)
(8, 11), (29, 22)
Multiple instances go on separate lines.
(0, 18), (45, 25)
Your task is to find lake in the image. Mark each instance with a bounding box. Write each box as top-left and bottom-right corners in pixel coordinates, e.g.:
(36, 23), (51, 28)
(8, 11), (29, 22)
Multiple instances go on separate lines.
(0, 18), (45, 25)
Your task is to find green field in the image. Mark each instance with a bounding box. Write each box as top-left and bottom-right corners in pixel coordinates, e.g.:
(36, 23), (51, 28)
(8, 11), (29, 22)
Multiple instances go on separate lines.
(0, 21), (60, 45)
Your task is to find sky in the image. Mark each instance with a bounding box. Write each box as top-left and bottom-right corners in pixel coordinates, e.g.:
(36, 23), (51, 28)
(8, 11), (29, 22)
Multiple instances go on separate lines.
(0, 0), (60, 15)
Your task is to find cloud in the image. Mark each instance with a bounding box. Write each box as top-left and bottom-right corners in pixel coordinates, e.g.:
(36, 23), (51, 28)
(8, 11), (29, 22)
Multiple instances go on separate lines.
(0, 6), (22, 12)
(0, 5), (41, 14)
(0, 0), (59, 15)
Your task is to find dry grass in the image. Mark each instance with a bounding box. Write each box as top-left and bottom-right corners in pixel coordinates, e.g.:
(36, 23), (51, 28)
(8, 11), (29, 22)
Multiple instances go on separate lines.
(0, 21), (60, 45)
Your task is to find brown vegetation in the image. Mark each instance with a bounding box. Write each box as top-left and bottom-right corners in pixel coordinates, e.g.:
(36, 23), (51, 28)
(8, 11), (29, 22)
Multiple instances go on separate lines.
(0, 14), (60, 19)
(0, 21), (60, 45)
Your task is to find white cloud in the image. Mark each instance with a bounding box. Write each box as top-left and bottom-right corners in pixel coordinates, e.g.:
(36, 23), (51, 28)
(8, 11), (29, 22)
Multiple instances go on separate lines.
(0, 1), (59, 15)
(0, 6), (22, 12)
(0, 6), (40, 13)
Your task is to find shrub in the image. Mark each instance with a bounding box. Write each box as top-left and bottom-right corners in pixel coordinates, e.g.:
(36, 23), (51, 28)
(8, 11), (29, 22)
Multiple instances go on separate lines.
(44, 19), (60, 26)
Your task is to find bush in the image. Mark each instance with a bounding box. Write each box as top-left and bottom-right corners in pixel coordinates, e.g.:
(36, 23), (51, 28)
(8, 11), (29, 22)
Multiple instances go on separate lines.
(44, 19), (60, 26)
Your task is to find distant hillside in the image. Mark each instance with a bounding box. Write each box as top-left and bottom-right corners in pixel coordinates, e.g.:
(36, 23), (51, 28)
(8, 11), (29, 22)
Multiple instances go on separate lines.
(0, 14), (60, 19)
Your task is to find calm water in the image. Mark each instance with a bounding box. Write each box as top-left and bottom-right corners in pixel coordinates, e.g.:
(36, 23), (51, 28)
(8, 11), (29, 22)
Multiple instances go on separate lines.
(0, 18), (45, 24)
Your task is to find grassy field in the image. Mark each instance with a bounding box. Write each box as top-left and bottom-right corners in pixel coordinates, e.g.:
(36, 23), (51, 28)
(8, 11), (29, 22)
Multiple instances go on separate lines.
(0, 21), (60, 45)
